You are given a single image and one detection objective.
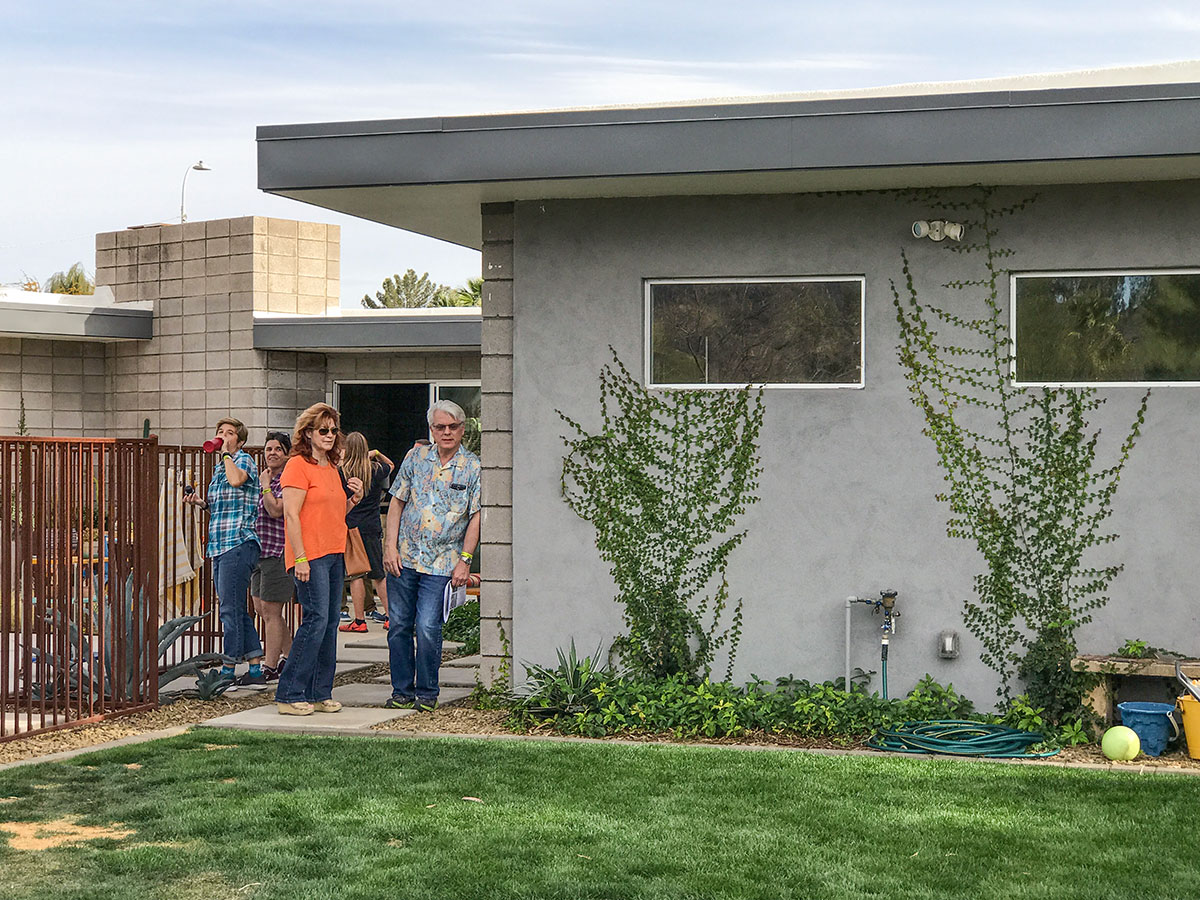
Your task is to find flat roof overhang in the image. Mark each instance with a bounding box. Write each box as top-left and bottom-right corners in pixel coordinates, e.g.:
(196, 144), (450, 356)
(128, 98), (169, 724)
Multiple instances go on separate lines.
(0, 298), (153, 342)
(252, 312), (481, 353)
(258, 81), (1200, 248)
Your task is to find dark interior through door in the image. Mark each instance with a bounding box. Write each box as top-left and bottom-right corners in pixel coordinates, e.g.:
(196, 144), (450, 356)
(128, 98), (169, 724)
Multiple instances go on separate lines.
(336, 382), (430, 464)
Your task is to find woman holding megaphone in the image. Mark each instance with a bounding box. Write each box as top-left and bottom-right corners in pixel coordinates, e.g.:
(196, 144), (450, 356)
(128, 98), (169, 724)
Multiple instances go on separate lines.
(182, 417), (265, 685)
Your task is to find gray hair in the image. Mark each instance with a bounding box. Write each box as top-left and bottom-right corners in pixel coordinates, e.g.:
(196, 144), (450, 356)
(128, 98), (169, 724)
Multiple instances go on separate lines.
(427, 399), (466, 426)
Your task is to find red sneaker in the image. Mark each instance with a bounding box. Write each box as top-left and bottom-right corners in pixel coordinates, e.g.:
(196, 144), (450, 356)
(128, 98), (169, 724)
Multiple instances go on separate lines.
(339, 620), (368, 633)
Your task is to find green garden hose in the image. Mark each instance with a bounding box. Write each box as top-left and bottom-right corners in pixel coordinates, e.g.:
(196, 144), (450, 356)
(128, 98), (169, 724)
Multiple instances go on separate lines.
(867, 720), (1060, 758)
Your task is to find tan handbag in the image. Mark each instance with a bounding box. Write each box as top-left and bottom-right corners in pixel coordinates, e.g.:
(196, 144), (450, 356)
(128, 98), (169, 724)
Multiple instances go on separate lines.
(344, 526), (370, 578)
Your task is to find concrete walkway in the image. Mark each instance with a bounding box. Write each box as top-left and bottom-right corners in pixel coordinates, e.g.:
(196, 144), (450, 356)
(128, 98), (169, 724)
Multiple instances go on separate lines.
(198, 622), (477, 736)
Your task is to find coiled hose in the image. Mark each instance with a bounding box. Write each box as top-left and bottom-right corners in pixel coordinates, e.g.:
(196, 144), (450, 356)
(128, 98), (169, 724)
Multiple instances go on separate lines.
(867, 720), (1060, 758)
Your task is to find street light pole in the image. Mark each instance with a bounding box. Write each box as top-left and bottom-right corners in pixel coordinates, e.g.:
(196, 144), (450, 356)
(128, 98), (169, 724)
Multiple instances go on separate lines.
(180, 161), (211, 223)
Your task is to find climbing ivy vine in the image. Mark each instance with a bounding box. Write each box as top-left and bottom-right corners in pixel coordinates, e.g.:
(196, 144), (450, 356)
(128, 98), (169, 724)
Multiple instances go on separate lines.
(892, 186), (1149, 720)
(559, 349), (764, 682)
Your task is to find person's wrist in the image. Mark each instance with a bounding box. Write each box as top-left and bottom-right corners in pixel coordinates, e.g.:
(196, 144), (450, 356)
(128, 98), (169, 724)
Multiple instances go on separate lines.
(294, 555), (307, 564)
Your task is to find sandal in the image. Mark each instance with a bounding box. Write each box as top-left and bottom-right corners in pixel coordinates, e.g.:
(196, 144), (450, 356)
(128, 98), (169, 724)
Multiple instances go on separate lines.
(277, 701), (314, 716)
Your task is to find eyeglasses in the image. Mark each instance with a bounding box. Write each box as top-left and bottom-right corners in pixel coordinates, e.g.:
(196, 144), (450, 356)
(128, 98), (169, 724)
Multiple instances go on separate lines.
(430, 423), (463, 433)
(313, 426), (339, 436)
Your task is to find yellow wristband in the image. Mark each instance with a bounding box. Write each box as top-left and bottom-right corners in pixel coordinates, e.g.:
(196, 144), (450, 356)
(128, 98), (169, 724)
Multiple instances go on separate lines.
(294, 556), (308, 564)
(459, 551), (473, 562)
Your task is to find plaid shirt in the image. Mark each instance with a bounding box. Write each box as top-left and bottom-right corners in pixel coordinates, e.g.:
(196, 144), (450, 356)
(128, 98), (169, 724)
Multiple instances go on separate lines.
(206, 449), (260, 558)
(256, 471), (285, 558)
(390, 443), (481, 576)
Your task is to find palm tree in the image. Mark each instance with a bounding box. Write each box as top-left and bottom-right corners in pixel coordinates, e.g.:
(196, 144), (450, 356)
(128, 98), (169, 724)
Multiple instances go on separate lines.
(43, 263), (94, 295)
(439, 277), (482, 307)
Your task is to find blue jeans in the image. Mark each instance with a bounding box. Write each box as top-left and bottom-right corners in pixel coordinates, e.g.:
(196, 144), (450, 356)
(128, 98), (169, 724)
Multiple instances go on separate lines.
(386, 569), (449, 702)
(213, 540), (262, 662)
(276, 553), (344, 703)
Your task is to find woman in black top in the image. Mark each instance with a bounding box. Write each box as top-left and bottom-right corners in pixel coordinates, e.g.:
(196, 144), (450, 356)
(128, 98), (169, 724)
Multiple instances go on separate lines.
(339, 432), (395, 632)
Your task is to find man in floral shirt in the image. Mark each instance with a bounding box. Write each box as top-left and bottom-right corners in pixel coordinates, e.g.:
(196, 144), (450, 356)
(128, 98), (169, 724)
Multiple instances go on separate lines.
(383, 400), (481, 710)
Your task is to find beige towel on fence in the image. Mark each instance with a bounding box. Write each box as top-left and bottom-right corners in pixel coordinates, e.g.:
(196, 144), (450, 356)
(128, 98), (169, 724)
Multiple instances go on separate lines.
(159, 468), (197, 608)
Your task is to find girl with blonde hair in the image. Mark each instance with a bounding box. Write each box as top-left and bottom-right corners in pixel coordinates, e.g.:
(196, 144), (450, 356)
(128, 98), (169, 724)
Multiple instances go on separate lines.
(339, 431), (395, 633)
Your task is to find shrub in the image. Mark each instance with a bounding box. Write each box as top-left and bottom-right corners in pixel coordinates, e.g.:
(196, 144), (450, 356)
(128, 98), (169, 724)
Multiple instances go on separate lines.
(509, 656), (983, 742)
(443, 599), (480, 656)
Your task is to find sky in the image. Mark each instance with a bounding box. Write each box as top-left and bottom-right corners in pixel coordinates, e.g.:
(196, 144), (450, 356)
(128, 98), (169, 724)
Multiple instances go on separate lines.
(4, 1), (1200, 307)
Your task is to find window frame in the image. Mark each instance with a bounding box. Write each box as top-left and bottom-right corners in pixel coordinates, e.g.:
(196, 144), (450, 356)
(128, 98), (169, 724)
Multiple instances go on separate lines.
(643, 275), (866, 390)
(1010, 268), (1200, 388)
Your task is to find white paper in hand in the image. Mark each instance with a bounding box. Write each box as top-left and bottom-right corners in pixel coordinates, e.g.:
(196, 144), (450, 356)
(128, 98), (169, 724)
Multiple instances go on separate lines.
(443, 581), (469, 623)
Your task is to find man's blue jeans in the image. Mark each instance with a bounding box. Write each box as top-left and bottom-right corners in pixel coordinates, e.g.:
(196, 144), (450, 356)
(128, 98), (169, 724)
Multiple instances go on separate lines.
(213, 539), (262, 662)
(276, 553), (344, 703)
(386, 568), (448, 703)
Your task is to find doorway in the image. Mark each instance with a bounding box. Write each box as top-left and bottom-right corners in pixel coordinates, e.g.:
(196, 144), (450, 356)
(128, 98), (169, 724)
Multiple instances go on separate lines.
(334, 380), (482, 464)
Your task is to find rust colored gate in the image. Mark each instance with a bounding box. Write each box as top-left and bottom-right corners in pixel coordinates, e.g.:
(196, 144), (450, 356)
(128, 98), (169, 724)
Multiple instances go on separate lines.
(1, 437), (158, 741)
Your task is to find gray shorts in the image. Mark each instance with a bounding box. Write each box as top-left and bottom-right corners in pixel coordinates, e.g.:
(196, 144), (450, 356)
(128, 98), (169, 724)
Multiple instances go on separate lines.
(251, 554), (294, 603)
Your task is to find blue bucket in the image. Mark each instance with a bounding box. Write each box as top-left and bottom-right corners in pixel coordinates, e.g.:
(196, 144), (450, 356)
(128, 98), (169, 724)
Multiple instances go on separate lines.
(1117, 701), (1179, 757)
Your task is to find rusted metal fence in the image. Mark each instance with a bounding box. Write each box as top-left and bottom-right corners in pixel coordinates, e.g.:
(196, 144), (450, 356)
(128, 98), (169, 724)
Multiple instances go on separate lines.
(157, 445), (299, 670)
(1, 437), (159, 741)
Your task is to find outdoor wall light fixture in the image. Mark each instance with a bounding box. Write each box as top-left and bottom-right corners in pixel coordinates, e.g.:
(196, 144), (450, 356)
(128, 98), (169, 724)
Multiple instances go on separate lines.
(912, 219), (964, 242)
(180, 160), (212, 223)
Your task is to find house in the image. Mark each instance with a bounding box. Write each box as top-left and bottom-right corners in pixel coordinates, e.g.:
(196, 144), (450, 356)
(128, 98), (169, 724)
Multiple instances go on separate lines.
(255, 65), (1200, 701)
(0, 217), (482, 456)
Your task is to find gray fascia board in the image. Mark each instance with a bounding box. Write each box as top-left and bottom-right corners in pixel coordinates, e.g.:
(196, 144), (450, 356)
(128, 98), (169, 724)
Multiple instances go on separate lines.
(253, 315), (481, 352)
(257, 84), (1200, 193)
(0, 301), (153, 341)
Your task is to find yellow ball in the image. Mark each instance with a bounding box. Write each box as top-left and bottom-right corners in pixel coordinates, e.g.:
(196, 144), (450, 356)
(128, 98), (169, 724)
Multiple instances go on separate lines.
(1102, 725), (1141, 761)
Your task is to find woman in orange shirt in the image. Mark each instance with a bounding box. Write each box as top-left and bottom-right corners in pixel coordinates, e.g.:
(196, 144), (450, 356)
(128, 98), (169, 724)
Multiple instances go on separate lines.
(276, 403), (363, 716)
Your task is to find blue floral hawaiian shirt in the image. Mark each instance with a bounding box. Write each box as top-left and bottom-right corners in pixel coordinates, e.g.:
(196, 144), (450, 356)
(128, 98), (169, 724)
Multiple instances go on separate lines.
(389, 443), (481, 576)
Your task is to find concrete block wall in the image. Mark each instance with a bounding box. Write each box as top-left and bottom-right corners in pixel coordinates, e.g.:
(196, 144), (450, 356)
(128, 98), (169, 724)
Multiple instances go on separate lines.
(324, 351), (481, 387)
(478, 203), (515, 685)
(0, 338), (106, 435)
(94, 217), (337, 444)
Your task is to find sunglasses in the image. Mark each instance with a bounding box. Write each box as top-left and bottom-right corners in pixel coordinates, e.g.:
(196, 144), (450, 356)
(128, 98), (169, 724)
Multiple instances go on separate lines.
(313, 426), (339, 436)
(430, 423), (463, 433)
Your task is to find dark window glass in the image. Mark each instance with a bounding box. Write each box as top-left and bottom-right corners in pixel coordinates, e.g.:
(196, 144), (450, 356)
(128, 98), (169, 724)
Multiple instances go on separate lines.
(1014, 273), (1200, 383)
(648, 279), (863, 386)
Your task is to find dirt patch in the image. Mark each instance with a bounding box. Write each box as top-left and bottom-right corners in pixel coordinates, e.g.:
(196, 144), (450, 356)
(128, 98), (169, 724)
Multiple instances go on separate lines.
(198, 744), (238, 752)
(0, 816), (134, 851)
(123, 763), (142, 770)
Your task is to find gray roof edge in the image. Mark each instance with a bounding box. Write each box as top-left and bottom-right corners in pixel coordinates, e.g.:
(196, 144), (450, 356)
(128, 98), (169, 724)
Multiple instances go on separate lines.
(252, 315), (481, 351)
(255, 81), (1200, 141)
(0, 302), (153, 341)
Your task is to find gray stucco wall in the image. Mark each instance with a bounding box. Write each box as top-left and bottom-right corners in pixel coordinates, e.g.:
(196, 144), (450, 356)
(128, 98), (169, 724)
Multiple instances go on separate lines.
(509, 181), (1200, 706)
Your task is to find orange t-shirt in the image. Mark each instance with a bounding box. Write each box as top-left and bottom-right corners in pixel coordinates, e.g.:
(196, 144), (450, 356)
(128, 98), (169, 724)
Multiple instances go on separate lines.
(280, 456), (348, 569)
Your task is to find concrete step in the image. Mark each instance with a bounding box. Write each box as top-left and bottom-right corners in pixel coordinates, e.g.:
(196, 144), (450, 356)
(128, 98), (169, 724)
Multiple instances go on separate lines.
(336, 646), (391, 665)
(332, 681), (396, 706)
(444, 654), (483, 668)
(439, 666), (478, 688)
(200, 704), (412, 734)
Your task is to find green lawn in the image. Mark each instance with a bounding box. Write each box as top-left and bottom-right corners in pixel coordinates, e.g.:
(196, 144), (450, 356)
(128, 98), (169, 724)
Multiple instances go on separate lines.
(0, 730), (1197, 900)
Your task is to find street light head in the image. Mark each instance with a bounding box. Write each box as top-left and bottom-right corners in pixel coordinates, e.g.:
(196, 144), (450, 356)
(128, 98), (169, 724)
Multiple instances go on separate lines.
(181, 161), (213, 223)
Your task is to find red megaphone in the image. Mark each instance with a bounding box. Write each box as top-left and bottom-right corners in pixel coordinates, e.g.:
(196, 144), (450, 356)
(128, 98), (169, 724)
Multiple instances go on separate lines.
(203, 438), (225, 453)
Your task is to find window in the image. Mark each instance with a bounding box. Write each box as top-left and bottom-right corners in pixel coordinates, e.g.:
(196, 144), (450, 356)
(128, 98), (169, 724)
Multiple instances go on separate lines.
(1012, 270), (1200, 385)
(645, 277), (864, 388)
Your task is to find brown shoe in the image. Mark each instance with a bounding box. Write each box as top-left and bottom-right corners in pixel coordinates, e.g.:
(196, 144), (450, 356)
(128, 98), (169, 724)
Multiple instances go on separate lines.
(277, 701), (314, 716)
(313, 699), (343, 713)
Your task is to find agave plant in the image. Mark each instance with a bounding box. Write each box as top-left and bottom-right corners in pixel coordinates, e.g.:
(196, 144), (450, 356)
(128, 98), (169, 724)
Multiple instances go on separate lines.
(30, 575), (230, 702)
(516, 640), (612, 719)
